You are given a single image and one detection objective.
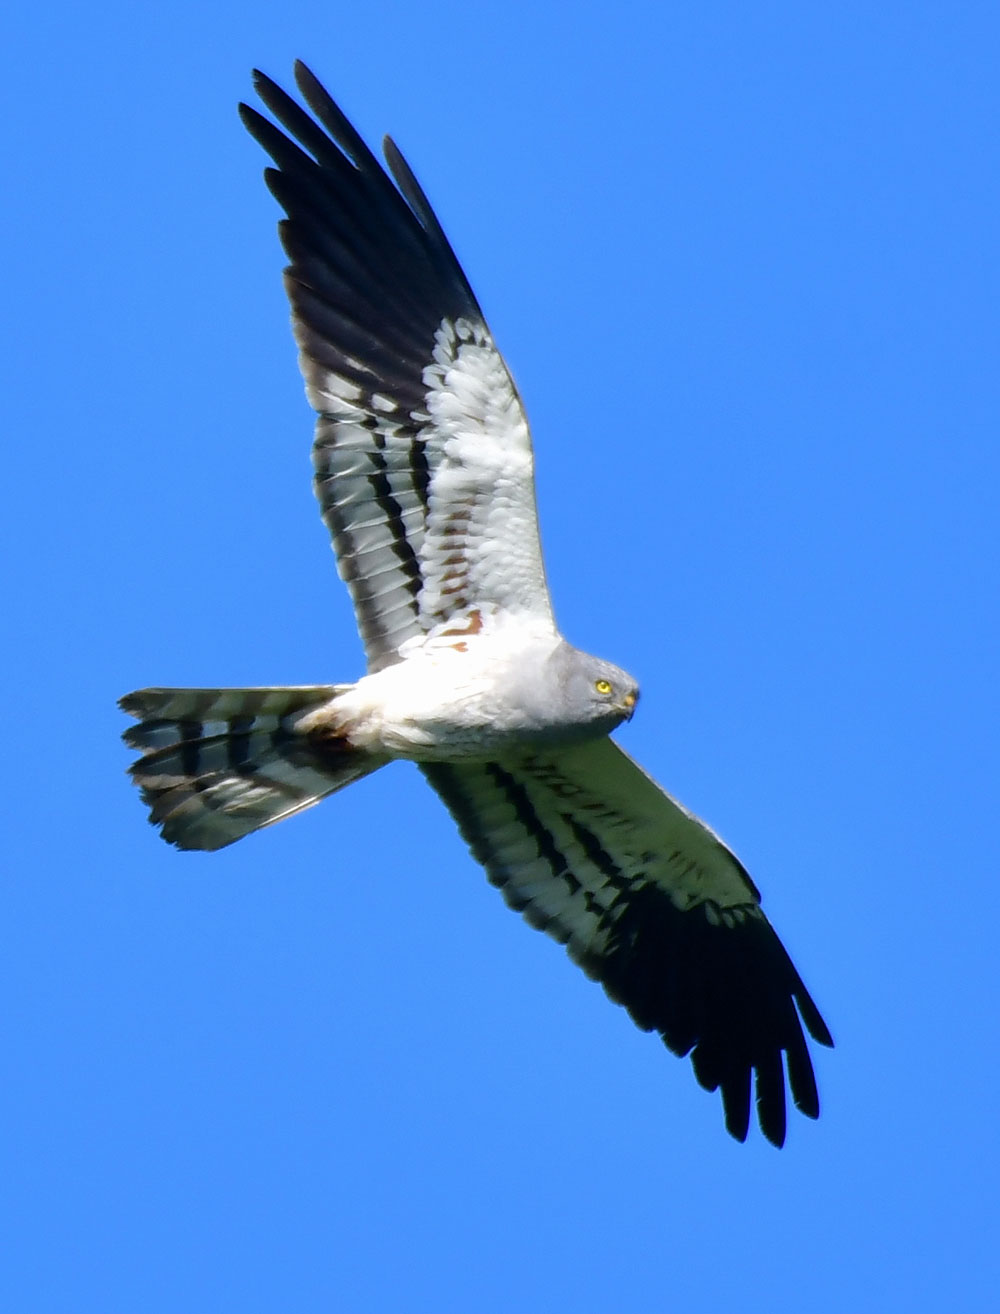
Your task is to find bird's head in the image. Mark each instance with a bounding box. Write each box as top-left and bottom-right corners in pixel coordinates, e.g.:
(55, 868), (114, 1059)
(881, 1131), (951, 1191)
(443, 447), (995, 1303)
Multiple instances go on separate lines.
(542, 643), (640, 740)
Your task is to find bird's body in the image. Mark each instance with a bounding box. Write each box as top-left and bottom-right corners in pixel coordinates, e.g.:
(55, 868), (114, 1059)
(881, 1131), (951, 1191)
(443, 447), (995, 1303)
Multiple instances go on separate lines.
(120, 63), (832, 1145)
(297, 631), (638, 760)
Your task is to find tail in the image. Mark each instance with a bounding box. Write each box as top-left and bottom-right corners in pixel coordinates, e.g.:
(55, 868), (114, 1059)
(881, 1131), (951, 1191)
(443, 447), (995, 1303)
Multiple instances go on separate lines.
(119, 685), (386, 851)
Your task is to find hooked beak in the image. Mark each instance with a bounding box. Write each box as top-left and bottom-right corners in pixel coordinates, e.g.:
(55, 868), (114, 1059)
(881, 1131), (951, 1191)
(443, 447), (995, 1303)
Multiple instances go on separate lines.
(621, 690), (638, 720)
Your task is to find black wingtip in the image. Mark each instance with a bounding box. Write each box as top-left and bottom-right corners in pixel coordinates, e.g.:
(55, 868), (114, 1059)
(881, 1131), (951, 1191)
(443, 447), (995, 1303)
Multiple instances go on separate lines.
(242, 70), (287, 137)
(118, 691), (145, 719)
(237, 101), (263, 136)
(249, 67), (280, 108)
(759, 1119), (787, 1150)
(293, 59), (320, 94)
(794, 983), (835, 1049)
(720, 1069), (752, 1144)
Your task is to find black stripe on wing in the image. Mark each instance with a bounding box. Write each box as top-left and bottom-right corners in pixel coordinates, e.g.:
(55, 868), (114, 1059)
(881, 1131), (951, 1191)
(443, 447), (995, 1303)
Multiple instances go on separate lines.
(240, 65), (488, 669)
(422, 759), (832, 1147)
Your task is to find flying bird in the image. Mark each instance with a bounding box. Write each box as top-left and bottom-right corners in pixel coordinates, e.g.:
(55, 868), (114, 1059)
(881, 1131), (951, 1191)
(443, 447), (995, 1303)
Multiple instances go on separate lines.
(120, 63), (832, 1146)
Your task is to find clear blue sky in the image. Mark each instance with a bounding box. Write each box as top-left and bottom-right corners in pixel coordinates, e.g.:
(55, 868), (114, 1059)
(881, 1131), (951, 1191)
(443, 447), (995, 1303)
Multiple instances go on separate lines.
(3, 2), (997, 1310)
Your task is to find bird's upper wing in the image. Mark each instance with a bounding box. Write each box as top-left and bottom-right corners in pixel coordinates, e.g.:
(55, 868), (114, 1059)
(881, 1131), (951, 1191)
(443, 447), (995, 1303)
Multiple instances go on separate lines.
(240, 64), (555, 672)
(422, 737), (833, 1146)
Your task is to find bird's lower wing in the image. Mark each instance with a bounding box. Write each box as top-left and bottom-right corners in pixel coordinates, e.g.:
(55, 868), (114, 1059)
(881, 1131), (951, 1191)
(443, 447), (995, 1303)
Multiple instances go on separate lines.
(421, 737), (832, 1146)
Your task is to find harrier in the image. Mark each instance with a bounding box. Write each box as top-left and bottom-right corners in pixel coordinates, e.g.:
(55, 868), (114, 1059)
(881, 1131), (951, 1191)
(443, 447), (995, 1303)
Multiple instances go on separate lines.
(121, 64), (832, 1145)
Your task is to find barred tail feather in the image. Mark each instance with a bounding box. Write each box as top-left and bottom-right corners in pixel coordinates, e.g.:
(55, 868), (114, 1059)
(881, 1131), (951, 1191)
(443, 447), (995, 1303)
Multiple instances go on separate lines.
(119, 685), (385, 851)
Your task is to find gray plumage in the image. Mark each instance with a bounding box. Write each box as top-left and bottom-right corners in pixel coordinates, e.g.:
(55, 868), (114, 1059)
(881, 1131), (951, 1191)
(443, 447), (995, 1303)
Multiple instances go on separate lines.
(120, 63), (832, 1146)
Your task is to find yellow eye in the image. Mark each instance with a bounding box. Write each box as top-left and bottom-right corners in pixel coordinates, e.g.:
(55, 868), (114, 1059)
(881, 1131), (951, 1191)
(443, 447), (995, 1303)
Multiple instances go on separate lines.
(594, 679), (613, 695)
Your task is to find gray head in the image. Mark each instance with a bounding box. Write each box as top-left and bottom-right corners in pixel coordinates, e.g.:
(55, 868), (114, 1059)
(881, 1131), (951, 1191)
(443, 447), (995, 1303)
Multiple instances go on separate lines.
(524, 641), (639, 745)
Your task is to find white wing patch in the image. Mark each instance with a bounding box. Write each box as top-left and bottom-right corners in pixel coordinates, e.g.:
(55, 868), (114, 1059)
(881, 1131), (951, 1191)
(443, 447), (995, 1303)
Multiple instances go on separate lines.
(417, 317), (554, 634)
(306, 313), (555, 667)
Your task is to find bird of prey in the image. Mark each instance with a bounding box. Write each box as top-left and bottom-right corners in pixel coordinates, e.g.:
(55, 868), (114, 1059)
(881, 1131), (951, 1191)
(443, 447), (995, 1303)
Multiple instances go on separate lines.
(120, 62), (832, 1146)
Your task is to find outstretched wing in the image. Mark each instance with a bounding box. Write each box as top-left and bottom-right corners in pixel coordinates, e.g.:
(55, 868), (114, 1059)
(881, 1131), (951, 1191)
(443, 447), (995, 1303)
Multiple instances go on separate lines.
(240, 65), (555, 673)
(422, 738), (833, 1147)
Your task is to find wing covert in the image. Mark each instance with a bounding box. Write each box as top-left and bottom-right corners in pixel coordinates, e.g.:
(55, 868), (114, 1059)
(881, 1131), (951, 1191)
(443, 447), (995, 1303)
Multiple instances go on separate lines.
(422, 737), (832, 1146)
(240, 64), (555, 672)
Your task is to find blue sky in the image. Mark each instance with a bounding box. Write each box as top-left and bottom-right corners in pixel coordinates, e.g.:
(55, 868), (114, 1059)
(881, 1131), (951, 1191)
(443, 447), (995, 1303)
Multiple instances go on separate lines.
(3, 2), (998, 1309)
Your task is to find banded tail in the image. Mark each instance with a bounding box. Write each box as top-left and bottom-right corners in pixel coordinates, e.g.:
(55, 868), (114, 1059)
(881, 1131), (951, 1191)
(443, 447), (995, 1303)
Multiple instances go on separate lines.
(120, 686), (386, 851)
